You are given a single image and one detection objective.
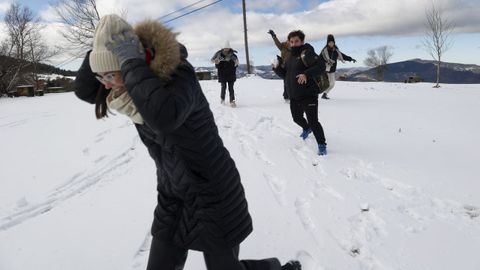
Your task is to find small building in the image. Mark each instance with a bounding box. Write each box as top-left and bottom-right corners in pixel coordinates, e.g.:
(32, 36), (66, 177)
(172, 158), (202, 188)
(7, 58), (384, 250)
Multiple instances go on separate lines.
(16, 85), (35, 97)
(338, 74), (348, 81)
(405, 76), (423, 83)
(195, 71), (213, 81)
(7, 89), (17, 97)
(35, 89), (44, 96)
(46, 86), (66, 93)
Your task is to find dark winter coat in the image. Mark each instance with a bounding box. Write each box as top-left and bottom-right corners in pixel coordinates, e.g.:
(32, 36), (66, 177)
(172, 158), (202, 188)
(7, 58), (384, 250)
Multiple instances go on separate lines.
(74, 20), (252, 252)
(273, 43), (325, 101)
(212, 49), (238, 83)
(321, 46), (353, 73)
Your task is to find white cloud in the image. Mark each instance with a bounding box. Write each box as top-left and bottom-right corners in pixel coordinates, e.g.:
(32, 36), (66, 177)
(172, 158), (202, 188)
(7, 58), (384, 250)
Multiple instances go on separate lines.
(171, 0), (480, 65)
(0, 22), (7, 40)
(0, 1), (10, 14)
(22, 0), (480, 69)
(247, 0), (301, 12)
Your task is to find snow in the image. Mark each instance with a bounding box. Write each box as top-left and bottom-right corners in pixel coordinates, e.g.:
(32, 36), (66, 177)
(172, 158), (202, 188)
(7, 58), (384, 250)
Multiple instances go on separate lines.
(1, 78), (480, 270)
(37, 74), (76, 81)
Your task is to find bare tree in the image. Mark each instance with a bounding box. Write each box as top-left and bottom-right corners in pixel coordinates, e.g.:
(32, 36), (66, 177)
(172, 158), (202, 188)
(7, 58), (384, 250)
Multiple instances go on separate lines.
(4, 2), (36, 61)
(28, 31), (60, 89)
(423, 2), (454, 88)
(364, 46), (394, 81)
(0, 2), (58, 96)
(53, 0), (101, 54)
(1, 2), (38, 95)
(0, 42), (18, 96)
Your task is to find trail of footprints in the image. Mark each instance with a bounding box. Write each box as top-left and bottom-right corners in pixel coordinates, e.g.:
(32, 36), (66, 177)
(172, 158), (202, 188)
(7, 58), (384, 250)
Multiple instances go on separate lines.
(0, 128), (140, 231)
(133, 100), (480, 268)
(288, 148), (479, 267)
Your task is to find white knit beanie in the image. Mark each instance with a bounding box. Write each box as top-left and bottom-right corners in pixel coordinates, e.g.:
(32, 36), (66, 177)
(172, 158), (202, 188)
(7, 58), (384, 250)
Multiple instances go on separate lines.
(223, 40), (231, 49)
(89, 14), (133, 73)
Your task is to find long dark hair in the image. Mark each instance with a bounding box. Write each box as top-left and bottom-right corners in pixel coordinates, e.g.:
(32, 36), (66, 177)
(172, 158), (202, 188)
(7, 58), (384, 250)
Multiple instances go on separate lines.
(95, 84), (110, 119)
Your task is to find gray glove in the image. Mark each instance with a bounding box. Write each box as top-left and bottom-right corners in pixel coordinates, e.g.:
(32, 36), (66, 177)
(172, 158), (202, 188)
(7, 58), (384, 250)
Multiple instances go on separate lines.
(105, 31), (145, 67)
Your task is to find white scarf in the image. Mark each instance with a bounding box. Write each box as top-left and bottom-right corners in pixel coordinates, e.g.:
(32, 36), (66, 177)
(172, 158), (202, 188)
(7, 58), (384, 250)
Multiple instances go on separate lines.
(322, 46), (345, 72)
(106, 90), (144, 125)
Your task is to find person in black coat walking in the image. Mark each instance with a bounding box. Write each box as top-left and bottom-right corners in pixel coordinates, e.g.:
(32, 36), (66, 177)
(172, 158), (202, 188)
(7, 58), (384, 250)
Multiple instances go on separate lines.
(273, 30), (328, 155)
(211, 41), (239, 107)
(320, 34), (356, 100)
(74, 14), (301, 270)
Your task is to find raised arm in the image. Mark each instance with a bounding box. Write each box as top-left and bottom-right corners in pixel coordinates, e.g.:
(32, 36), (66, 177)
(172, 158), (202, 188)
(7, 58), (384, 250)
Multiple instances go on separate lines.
(122, 59), (198, 133)
(74, 51), (101, 104)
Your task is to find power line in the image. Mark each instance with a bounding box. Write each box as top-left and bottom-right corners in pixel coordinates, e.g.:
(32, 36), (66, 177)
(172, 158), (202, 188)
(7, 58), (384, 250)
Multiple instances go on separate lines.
(163, 0), (224, 24)
(55, 0), (224, 68)
(55, 51), (87, 68)
(156, 0), (212, 21)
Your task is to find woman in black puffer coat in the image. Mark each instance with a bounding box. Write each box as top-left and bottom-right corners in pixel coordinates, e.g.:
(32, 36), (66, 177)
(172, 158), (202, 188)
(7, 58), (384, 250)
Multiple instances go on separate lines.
(74, 14), (299, 270)
(320, 34), (356, 99)
(211, 41), (239, 107)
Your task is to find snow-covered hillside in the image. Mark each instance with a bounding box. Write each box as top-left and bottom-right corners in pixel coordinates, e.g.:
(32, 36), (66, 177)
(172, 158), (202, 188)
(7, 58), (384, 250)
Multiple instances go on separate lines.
(1, 78), (479, 270)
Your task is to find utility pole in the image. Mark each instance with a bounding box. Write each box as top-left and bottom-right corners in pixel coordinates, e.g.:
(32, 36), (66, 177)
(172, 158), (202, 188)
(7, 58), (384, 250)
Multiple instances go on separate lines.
(242, 0), (252, 74)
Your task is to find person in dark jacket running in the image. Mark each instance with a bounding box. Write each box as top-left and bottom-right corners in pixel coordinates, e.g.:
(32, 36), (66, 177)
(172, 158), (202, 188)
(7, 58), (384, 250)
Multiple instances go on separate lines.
(211, 41), (239, 107)
(273, 30), (328, 156)
(268, 29), (290, 102)
(74, 14), (301, 270)
(320, 34), (356, 100)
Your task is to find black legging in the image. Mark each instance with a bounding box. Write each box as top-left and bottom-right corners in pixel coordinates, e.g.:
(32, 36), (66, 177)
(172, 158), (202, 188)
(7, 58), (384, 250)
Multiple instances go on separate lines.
(290, 96), (326, 145)
(221, 81), (235, 102)
(146, 237), (281, 270)
(283, 80), (289, 100)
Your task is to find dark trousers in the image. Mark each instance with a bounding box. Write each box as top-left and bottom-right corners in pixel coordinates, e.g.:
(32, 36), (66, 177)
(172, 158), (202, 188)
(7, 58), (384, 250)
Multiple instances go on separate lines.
(221, 81), (235, 102)
(290, 97), (326, 145)
(146, 238), (281, 270)
(283, 81), (289, 100)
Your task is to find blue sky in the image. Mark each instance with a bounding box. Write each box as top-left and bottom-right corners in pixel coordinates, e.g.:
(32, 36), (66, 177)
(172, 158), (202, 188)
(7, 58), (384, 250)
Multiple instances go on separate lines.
(1, 0), (479, 71)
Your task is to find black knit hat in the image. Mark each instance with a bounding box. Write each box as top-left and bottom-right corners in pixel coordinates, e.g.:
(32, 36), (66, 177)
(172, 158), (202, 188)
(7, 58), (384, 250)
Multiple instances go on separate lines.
(327, 34), (335, 44)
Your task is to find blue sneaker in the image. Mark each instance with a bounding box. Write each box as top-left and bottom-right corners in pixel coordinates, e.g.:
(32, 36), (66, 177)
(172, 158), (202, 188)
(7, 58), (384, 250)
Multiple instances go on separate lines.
(300, 128), (312, 140)
(318, 144), (327, 155)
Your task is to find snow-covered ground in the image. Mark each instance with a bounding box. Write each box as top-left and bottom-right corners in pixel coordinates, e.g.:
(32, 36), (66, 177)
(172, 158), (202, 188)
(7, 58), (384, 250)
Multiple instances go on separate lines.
(1, 78), (479, 270)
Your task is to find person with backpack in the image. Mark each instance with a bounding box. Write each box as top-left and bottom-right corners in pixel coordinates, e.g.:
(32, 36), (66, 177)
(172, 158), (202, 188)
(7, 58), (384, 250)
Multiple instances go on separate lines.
(320, 34), (356, 100)
(268, 29), (290, 102)
(74, 14), (302, 270)
(211, 41), (239, 107)
(273, 30), (328, 156)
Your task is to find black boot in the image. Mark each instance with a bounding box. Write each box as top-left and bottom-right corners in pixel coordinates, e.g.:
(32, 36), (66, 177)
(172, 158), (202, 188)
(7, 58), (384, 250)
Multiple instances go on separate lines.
(282, 260), (302, 270)
(321, 93), (330, 100)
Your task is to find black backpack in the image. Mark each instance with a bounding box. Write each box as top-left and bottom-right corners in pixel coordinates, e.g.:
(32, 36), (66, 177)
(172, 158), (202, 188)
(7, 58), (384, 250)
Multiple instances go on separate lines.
(300, 50), (330, 94)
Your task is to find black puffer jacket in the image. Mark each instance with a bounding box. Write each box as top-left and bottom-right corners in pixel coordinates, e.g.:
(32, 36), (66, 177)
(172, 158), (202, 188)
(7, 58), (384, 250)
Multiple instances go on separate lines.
(212, 49), (238, 83)
(274, 43), (325, 101)
(74, 20), (252, 252)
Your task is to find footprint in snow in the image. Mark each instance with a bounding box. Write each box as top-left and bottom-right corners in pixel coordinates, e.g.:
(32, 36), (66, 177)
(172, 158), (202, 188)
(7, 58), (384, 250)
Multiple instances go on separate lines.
(263, 173), (286, 206)
(464, 205), (480, 219)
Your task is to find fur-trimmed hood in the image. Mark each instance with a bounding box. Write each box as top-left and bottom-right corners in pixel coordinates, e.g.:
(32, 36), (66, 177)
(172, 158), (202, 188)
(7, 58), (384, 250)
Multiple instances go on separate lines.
(134, 20), (181, 80)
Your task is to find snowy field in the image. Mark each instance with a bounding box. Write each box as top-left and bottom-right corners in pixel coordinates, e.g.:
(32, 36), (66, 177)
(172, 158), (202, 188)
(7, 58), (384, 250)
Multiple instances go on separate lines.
(1, 77), (479, 270)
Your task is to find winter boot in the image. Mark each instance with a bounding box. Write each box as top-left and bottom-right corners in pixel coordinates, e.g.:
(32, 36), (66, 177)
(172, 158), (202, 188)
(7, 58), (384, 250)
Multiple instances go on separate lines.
(281, 260), (302, 270)
(321, 93), (330, 100)
(221, 99), (225, 105)
(230, 100), (236, 108)
(300, 128), (312, 140)
(318, 144), (327, 156)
